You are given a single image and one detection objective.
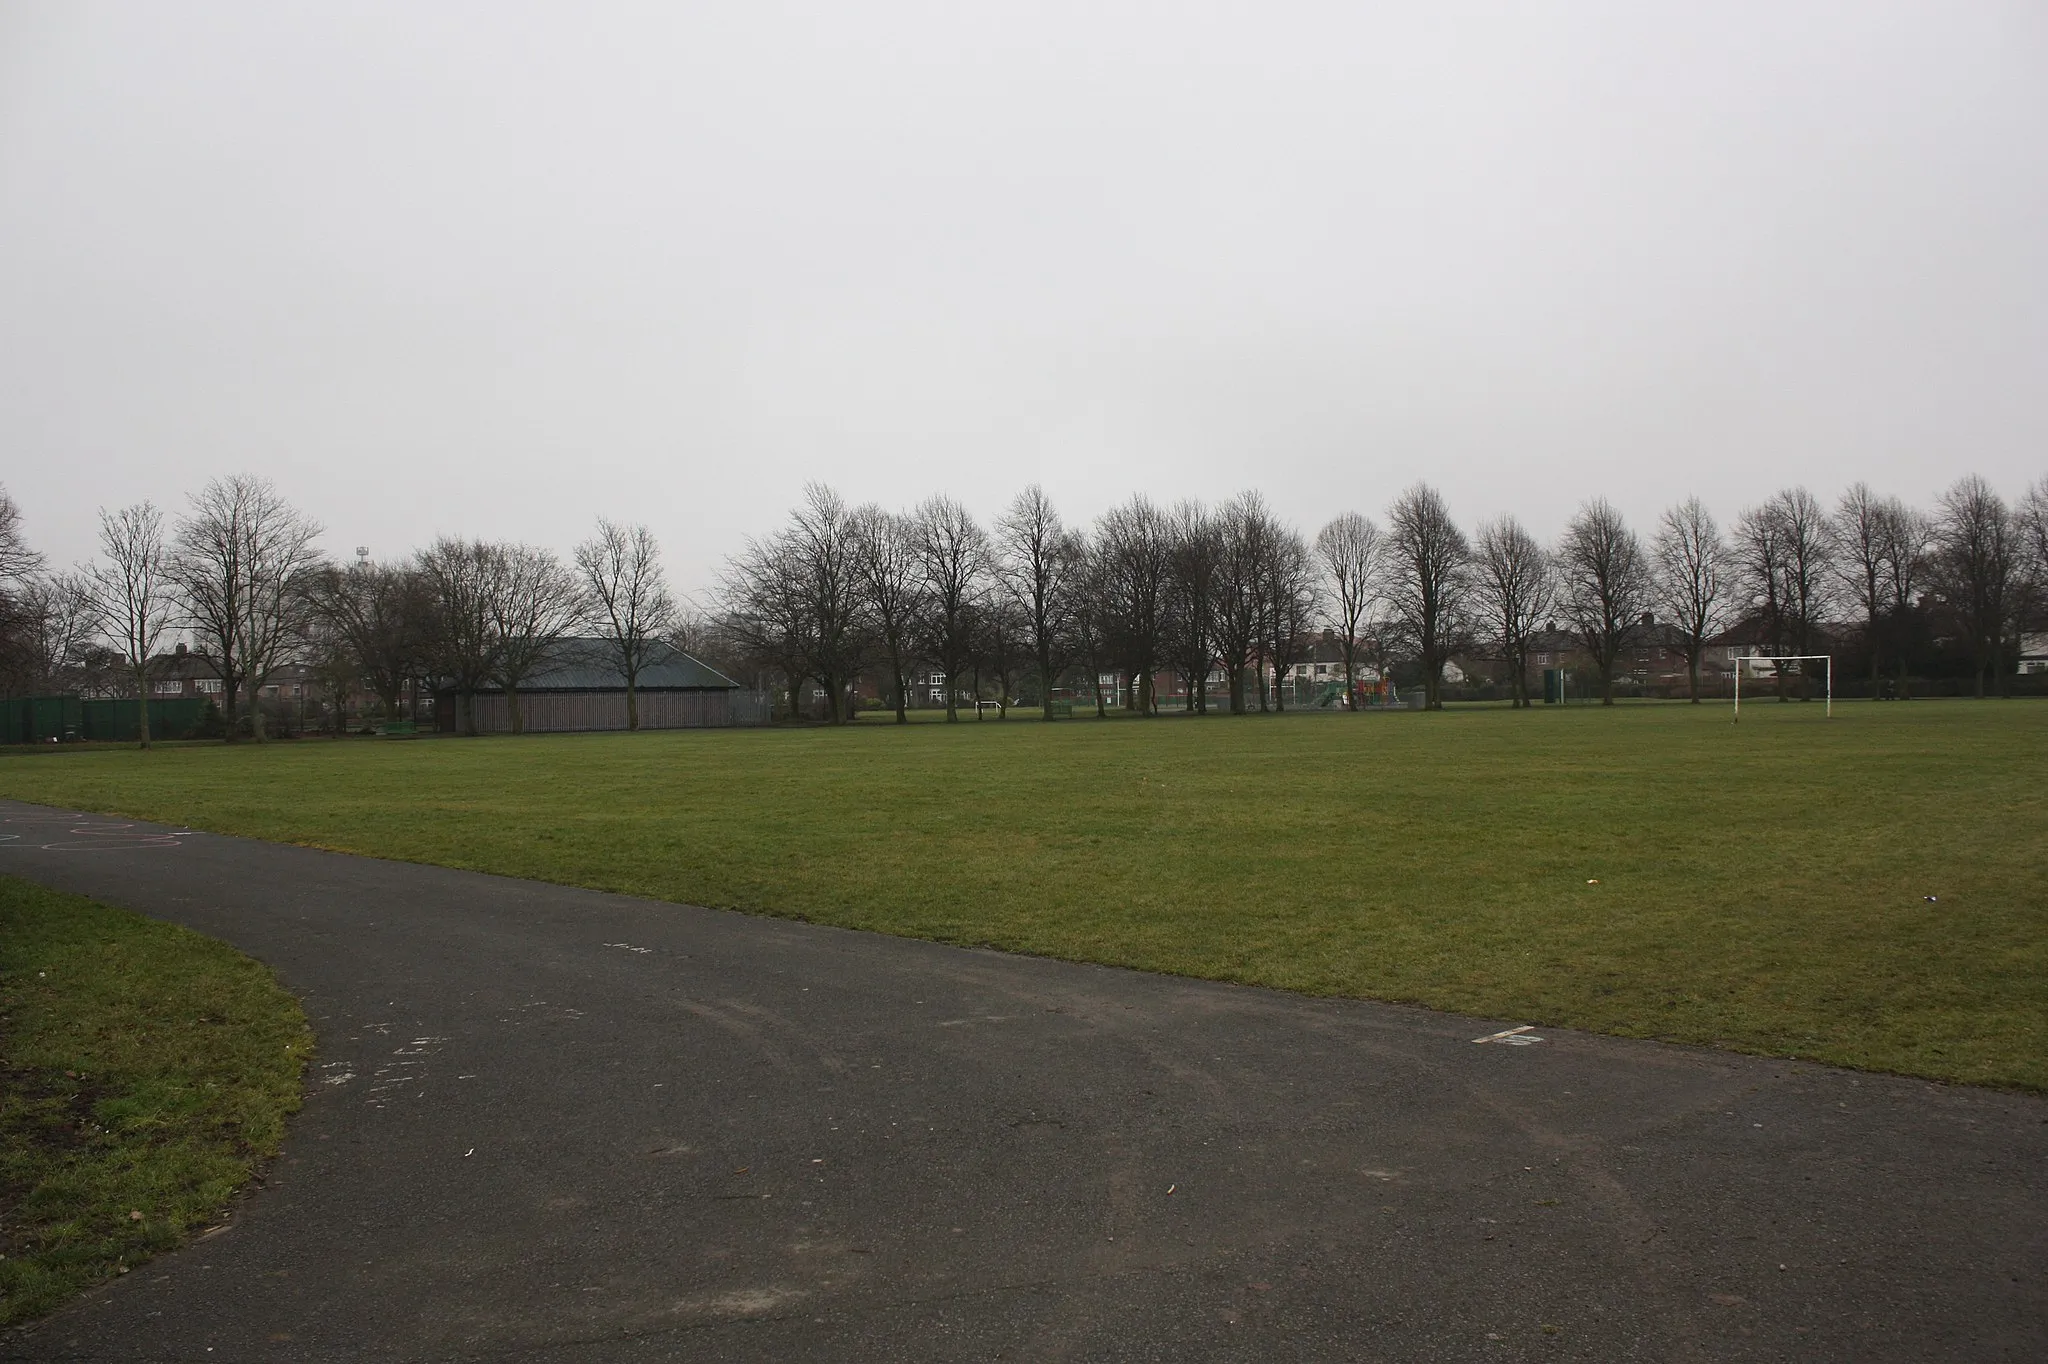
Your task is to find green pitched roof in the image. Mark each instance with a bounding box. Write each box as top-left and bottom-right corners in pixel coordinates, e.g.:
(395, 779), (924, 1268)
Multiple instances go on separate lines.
(506, 638), (740, 692)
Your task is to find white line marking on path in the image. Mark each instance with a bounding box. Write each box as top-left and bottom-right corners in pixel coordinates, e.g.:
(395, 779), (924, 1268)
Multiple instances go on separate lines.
(1472, 1025), (1543, 1045)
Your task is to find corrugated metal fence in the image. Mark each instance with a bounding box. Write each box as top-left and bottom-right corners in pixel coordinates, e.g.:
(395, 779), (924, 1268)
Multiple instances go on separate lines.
(466, 689), (772, 734)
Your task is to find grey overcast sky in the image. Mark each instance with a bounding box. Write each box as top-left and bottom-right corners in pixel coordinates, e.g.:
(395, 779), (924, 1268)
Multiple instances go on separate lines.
(3, 2), (2044, 599)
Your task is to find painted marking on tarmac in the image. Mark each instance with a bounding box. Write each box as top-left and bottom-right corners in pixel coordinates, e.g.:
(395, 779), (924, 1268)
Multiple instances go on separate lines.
(0, 816), (196, 852)
(1472, 1025), (1543, 1045)
(604, 942), (654, 954)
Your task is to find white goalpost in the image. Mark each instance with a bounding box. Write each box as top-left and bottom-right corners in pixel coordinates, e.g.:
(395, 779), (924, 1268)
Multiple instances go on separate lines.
(1732, 655), (1832, 721)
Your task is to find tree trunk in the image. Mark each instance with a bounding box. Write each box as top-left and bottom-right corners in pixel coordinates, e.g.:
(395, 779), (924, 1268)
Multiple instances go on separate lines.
(1687, 653), (1701, 703)
(894, 651), (909, 724)
(626, 671), (640, 731)
(251, 690), (268, 740)
(786, 677), (802, 721)
(508, 686), (524, 734)
(135, 668), (152, 749)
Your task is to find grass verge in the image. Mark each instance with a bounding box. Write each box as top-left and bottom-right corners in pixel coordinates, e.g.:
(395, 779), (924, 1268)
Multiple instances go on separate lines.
(0, 877), (309, 1327)
(1, 702), (2044, 1089)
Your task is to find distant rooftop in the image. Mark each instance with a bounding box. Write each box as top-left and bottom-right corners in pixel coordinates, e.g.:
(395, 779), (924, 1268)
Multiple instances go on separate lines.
(508, 638), (740, 692)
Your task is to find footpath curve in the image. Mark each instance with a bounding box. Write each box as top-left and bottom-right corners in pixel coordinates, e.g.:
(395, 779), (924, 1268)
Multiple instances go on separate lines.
(1, 799), (2042, 1362)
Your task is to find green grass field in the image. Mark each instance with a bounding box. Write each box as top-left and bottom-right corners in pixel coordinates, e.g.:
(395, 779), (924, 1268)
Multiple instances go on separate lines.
(2, 702), (2043, 1089)
(0, 878), (309, 1326)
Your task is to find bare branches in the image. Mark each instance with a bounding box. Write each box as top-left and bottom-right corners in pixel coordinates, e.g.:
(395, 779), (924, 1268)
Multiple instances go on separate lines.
(81, 502), (174, 745)
(1473, 516), (1551, 708)
(1932, 475), (2022, 697)
(1162, 501), (1221, 714)
(1211, 491), (1275, 714)
(1652, 498), (1723, 703)
(995, 485), (1083, 720)
(914, 495), (991, 722)
(0, 486), (44, 585)
(489, 545), (582, 734)
(1094, 496), (1172, 714)
(1315, 512), (1383, 709)
(1558, 499), (1650, 706)
(1385, 484), (1469, 710)
(575, 519), (678, 730)
(170, 475), (324, 740)
(1259, 521), (1318, 712)
(853, 504), (924, 723)
(720, 485), (869, 722)
(307, 557), (428, 722)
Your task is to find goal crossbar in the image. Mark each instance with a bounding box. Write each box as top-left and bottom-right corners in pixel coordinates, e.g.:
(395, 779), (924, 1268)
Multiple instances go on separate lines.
(1733, 655), (1832, 721)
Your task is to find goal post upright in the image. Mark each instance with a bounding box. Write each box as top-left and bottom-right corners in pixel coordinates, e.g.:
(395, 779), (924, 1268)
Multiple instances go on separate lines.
(1733, 655), (1832, 722)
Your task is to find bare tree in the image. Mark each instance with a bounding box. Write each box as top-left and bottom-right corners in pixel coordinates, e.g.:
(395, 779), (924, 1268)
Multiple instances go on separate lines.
(1161, 501), (1221, 713)
(0, 486), (41, 584)
(789, 484), (870, 723)
(1095, 496), (1172, 714)
(3, 573), (93, 697)
(1831, 484), (1898, 689)
(1558, 498), (1651, 705)
(171, 475), (323, 740)
(1652, 498), (1724, 703)
(416, 537), (499, 735)
(1473, 515), (1552, 708)
(1069, 539), (1115, 717)
(0, 486), (46, 692)
(1315, 512), (1382, 709)
(721, 534), (813, 720)
(2023, 477), (2048, 584)
(1385, 483), (1470, 710)
(1769, 487), (1833, 658)
(81, 502), (174, 745)
(1211, 492), (1274, 714)
(489, 545), (582, 734)
(1731, 501), (1787, 667)
(1931, 475), (2022, 697)
(853, 504), (924, 723)
(2020, 476), (2048, 636)
(1875, 499), (1932, 697)
(575, 519), (678, 731)
(309, 556), (427, 724)
(995, 485), (1083, 719)
(1259, 522), (1318, 711)
(914, 496), (991, 722)
(975, 590), (1029, 715)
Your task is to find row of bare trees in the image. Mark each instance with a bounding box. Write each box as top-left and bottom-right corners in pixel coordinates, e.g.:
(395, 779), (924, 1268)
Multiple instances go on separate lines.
(721, 473), (2048, 718)
(0, 477), (684, 743)
(6, 468), (2043, 741)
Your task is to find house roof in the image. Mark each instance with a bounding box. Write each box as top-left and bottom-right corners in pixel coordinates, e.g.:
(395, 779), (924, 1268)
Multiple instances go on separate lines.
(503, 638), (740, 692)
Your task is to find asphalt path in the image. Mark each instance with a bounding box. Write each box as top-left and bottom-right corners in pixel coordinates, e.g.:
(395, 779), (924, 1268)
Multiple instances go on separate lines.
(2, 799), (2043, 1363)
